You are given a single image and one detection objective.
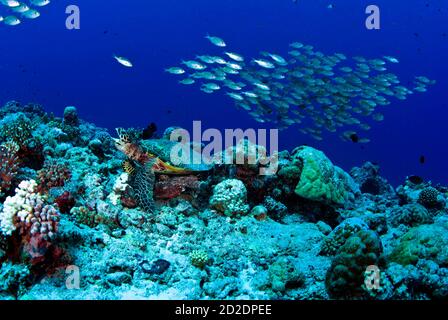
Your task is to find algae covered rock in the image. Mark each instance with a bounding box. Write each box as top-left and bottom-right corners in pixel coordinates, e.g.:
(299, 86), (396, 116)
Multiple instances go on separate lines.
(389, 203), (433, 227)
(292, 146), (359, 206)
(389, 223), (448, 267)
(268, 256), (305, 293)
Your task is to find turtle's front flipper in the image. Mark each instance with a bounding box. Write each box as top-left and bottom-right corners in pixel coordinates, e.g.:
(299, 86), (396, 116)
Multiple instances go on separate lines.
(153, 158), (193, 175)
(131, 160), (156, 214)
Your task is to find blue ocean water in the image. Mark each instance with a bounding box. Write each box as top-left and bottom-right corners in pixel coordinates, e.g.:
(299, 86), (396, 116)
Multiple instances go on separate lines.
(1, 0), (446, 186)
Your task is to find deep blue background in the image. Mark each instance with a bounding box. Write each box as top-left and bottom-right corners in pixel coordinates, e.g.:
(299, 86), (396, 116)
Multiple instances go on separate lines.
(0, 0), (446, 186)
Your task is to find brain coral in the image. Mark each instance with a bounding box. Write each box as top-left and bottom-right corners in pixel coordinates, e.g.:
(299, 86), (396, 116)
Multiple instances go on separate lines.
(325, 230), (383, 299)
(209, 179), (250, 217)
(292, 146), (359, 206)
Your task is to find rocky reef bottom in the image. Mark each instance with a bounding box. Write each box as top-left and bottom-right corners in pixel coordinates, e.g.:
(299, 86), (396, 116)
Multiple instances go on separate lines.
(0, 101), (447, 300)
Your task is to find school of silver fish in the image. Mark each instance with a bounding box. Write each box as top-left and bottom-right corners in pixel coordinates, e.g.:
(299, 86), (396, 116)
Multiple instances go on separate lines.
(167, 35), (435, 142)
(0, 0), (50, 26)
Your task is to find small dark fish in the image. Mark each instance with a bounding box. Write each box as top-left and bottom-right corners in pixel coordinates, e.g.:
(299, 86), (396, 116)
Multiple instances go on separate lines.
(142, 122), (157, 139)
(408, 175), (423, 184)
(419, 155), (425, 164)
(350, 133), (359, 143)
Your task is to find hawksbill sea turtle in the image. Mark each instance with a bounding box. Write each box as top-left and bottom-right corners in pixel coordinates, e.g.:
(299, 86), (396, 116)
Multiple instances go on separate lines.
(114, 128), (213, 213)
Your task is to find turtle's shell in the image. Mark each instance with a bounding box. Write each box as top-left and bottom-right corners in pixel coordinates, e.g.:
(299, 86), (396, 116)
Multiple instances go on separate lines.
(141, 139), (213, 172)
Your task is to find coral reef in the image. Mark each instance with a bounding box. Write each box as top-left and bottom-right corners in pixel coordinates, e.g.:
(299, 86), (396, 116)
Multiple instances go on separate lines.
(0, 100), (446, 300)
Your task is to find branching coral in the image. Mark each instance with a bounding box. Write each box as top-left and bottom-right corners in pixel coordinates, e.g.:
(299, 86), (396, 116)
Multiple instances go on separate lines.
(37, 160), (71, 194)
(320, 218), (368, 256)
(0, 145), (20, 196)
(209, 179), (250, 217)
(190, 250), (209, 268)
(0, 113), (34, 147)
(0, 180), (60, 262)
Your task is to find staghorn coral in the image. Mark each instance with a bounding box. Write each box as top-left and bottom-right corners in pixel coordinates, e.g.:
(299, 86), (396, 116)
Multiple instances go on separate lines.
(0, 145), (20, 196)
(37, 160), (71, 194)
(209, 179), (250, 217)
